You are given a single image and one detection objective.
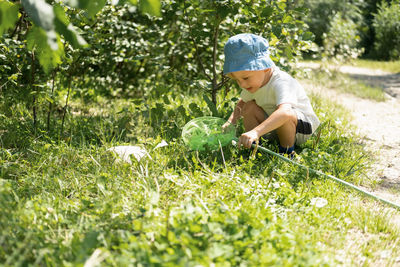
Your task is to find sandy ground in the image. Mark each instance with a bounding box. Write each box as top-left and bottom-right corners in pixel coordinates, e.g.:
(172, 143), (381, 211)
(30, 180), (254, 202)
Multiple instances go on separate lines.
(299, 63), (400, 207)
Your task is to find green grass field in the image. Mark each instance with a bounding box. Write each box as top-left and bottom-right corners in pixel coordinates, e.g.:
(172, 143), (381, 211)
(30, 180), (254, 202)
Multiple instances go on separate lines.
(1, 81), (400, 266)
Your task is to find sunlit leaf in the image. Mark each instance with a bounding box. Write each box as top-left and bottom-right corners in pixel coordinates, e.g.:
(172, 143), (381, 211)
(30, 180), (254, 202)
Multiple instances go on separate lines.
(139, 0), (161, 17)
(53, 4), (87, 48)
(65, 0), (106, 18)
(203, 94), (219, 117)
(0, 1), (20, 36)
(26, 26), (64, 73)
(21, 0), (53, 31)
(53, 4), (69, 25)
(21, 0), (58, 50)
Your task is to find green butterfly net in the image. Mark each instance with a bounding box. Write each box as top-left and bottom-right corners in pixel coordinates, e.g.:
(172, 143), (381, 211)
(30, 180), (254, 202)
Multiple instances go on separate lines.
(182, 116), (236, 151)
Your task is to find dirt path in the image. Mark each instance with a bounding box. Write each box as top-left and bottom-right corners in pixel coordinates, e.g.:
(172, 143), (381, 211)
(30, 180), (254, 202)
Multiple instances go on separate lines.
(300, 63), (400, 206)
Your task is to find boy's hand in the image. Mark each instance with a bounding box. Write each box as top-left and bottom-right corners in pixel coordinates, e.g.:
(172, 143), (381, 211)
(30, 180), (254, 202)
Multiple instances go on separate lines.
(238, 130), (259, 149)
(222, 120), (234, 132)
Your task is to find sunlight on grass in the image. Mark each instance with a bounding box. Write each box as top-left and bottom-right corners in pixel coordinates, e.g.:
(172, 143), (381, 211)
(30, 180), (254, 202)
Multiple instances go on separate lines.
(301, 59), (400, 74)
(350, 59), (400, 73)
(298, 68), (387, 102)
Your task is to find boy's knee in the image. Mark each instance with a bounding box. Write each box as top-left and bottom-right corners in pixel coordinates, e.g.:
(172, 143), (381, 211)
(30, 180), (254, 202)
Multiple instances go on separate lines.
(277, 109), (298, 134)
(281, 107), (298, 127)
(242, 100), (259, 116)
(288, 110), (298, 127)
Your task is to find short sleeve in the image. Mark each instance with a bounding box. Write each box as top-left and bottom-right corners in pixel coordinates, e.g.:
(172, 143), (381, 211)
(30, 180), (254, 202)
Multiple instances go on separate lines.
(274, 80), (297, 106)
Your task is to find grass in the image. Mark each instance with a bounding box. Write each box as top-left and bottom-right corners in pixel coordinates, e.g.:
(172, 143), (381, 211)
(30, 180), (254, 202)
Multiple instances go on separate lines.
(298, 58), (400, 101)
(301, 59), (400, 74)
(350, 59), (400, 73)
(1, 83), (400, 265)
(297, 67), (387, 102)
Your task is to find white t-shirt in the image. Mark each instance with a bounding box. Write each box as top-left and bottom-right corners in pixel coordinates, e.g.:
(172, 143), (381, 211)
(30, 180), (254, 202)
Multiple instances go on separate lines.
(240, 66), (317, 118)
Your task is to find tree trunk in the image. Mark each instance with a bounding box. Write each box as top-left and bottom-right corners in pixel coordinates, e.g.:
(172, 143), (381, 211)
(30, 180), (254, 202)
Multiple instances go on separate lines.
(211, 15), (221, 105)
(30, 52), (37, 129)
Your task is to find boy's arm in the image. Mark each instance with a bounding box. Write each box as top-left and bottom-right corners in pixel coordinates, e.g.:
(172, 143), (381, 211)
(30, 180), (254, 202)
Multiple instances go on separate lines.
(223, 98), (245, 128)
(238, 103), (294, 148)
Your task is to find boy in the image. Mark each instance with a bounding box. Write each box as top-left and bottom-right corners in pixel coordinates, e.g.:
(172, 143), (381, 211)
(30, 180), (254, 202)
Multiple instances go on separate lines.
(222, 33), (320, 155)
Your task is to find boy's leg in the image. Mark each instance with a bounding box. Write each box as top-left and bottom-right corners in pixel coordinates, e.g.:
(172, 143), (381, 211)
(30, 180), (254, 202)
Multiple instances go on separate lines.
(275, 110), (297, 149)
(242, 100), (266, 131)
(294, 110), (318, 146)
(242, 100), (297, 148)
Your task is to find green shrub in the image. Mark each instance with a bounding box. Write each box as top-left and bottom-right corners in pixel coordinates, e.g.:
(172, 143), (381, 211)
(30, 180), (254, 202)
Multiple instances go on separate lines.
(303, 0), (365, 47)
(323, 12), (364, 62)
(372, 0), (400, 60)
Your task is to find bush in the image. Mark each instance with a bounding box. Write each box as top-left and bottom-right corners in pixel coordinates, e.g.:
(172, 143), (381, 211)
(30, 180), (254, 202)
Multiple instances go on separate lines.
(323, 12), (364, 62)
(303, 0), (365, 47)
(372, 0), (400, 60)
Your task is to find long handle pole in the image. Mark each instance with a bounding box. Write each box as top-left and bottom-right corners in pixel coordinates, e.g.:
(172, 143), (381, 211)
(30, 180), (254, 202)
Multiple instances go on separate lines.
(232, 139), (400, 211)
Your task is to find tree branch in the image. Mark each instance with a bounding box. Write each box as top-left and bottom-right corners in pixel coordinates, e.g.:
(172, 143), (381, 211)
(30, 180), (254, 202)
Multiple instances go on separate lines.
(10, 11), (25, 39)
(30, 51), (37, 129)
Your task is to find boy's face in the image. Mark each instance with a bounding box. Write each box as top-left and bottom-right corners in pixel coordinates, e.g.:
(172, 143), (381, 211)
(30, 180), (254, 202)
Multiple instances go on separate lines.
(229, 69), (271, 93)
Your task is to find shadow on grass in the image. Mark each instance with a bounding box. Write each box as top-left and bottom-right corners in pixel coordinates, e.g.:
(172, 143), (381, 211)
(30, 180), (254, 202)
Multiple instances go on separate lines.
(347, 72), (400, 99)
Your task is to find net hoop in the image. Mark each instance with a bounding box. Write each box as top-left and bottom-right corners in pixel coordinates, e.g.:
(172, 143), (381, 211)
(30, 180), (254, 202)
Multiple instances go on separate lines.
(182, 116), (236, 151)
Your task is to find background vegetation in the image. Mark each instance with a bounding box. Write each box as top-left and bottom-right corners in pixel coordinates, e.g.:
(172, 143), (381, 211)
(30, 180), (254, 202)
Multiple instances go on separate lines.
(303, 0), (400, 61)
(1, 0), (400, 265)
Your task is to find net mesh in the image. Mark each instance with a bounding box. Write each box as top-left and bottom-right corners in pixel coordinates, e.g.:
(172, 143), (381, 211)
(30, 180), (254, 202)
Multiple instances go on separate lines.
(182, 116), (236, 151)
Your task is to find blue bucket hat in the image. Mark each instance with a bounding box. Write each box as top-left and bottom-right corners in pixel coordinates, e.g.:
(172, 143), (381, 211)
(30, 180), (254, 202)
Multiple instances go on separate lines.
(223, 33), (274, 74)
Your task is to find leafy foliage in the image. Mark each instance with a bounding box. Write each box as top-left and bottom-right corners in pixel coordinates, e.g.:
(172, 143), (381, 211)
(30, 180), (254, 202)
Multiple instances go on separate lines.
(322, 13), (364, 62)
(27, 26), (64, 73)
(302, 0), (400, 60)
(372, 0), (400, 60)
(22, 0), (59, 50)
(1, 0), (160, 74)
(302, 0), (365, 47)
(69, 0), (312, 102)
(0, 0), (19, 36)
(1, 0), (313, 140)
